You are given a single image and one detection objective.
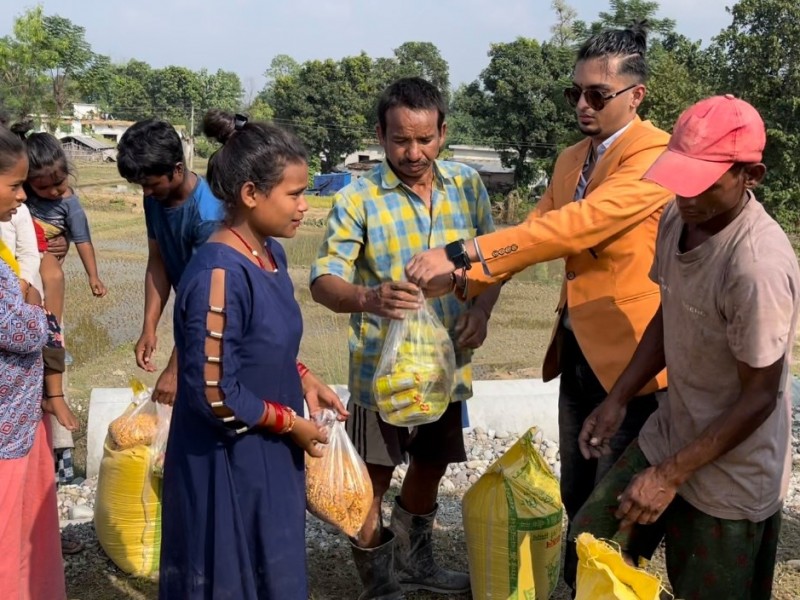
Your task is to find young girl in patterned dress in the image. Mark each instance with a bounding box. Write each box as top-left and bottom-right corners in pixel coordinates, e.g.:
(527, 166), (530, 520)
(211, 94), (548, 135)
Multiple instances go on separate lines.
(0, 120), (67, 599)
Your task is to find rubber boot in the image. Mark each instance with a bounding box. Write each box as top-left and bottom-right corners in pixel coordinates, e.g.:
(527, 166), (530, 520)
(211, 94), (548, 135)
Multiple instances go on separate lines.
(350, 530), (405, 600)
(390, 499), (471, 594)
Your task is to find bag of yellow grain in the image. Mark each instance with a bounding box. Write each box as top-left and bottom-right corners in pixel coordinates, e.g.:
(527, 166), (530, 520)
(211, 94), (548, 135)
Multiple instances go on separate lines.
(462, 427), (563, 600)
(372, 295), (455, 426)
(306, 409), (373, 537)
(95, 380), (163, 577)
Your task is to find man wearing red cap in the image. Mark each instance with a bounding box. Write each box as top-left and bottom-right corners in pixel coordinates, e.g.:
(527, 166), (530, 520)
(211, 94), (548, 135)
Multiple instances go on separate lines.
(572, 95), (800, 599)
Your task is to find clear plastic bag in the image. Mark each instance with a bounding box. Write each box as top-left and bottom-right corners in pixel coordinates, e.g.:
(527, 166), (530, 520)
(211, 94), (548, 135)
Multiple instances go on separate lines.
(108, 380), (158, 450)
(372, 298), (456, 426)
(305, 409), (373, 537)
(148, 402), (172, 478)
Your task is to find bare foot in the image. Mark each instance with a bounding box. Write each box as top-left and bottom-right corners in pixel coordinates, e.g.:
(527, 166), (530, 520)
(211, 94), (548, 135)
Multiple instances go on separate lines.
(42, 396), (80, 431)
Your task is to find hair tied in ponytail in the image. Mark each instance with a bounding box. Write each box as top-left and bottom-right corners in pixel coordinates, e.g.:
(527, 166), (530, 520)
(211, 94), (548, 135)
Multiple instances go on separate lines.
(234, 114), (248, 132)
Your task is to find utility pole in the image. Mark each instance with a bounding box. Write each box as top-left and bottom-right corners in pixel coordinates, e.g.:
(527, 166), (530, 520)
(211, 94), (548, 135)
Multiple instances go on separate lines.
(188, 103), (195, 171)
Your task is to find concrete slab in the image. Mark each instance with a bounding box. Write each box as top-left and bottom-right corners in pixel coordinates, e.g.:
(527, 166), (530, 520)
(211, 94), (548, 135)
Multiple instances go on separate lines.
(467, 378), (560, 440)
(86, 387), (134, 478)
(86, 380), (561, 477)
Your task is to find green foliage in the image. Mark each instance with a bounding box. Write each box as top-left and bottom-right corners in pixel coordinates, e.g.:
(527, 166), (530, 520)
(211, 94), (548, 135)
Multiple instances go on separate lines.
(639, 40), (715, 130)
(471, 38), (575, 187)
(715, 0), (800, 229)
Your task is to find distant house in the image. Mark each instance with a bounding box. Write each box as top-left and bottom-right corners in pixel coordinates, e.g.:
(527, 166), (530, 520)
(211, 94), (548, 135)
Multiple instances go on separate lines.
(73, 103), (101, 120)
(449, 144), (547, 193)
(459, 161), (516, 194)
(59, 135), (116, 162)
(86, 120), (132, 144)
(449, 145), (515, 193)
(334, 159), (382, 180)
(343, 143), (384, 166)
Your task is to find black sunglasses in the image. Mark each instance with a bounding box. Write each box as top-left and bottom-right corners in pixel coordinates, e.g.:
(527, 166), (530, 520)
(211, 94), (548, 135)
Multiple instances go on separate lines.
(563, 84), (638, 111)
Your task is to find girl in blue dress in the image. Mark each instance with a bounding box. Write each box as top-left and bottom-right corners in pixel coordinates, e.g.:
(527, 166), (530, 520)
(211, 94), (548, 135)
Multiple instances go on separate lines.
(159, 110), (347, 600)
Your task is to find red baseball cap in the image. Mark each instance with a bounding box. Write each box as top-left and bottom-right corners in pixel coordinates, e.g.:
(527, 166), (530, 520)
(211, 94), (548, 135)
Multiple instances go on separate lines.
(644, 94), (766, 197)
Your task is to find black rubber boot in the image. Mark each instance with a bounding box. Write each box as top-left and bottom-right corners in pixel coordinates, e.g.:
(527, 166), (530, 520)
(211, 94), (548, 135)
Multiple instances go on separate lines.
(350, 530), (405, 600)
(390, 499), (471, 594)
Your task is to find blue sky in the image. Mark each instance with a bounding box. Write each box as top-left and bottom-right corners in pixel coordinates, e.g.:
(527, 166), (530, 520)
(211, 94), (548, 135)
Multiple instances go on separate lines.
(1, 0), (736, 95)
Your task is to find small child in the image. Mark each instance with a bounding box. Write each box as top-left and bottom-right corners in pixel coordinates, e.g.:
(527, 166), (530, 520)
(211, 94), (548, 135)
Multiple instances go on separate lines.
(23, 132), (107, 322)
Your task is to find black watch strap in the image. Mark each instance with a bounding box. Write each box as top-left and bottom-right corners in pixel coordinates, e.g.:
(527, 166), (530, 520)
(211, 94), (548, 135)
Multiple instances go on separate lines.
(445, 239), (472, 271)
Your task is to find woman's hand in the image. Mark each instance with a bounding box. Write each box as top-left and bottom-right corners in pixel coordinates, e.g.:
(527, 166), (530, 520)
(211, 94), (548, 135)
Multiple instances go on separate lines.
(289, 416), (329, 458)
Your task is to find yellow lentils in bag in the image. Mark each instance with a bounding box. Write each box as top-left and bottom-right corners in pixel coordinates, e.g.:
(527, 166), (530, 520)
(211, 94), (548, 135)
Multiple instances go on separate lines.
(463, 427), (563, 600)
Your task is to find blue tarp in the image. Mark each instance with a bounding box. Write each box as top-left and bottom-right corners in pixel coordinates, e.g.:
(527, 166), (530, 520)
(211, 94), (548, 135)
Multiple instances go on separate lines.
(312, 173), (352, 195)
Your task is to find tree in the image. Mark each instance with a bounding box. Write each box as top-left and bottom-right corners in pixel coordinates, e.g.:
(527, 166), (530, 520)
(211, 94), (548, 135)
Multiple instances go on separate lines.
(715, 0), (800, 228)
(447, 82), (489, 146)
(76, 54), (115, 108)
(198, 69), (243, 116)
(0, 7), (50, 121)
(40, 14), (93, 125)
(148, 66), (201, 124)
(639, 38), (715, 130)
(271, 57), (371, 172)
(392, 42), (450, 102)
(593, 0), (676, 38)
(264, 54), (300, 83)
(550, 0), (580, 48)
(107, 60), (153, 121)
(476, 38), (574, 186)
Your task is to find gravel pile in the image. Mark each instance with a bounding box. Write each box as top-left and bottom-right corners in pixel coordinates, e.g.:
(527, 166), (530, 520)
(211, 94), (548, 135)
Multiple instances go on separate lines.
(59, 418), (800, 598)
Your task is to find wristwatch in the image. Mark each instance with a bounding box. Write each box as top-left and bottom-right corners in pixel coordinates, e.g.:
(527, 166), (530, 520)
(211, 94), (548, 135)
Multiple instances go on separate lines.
(444, 239), (472, 271)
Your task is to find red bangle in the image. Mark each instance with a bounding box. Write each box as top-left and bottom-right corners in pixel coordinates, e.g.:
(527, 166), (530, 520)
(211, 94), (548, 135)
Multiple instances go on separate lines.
(296, 361), (310, 379)
(263, 400), (296, 434)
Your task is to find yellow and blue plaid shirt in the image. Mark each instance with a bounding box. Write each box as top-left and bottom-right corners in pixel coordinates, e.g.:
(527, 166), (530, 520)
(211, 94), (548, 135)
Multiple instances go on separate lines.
(310, 160), (496, 410)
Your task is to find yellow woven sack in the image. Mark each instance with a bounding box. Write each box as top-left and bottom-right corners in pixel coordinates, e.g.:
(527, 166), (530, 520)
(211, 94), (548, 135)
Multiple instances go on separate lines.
(95, 381), (162, 577)
(575, 533), (666, 600)
(95, 437), (162, 577)
(463, 427), (563, 600)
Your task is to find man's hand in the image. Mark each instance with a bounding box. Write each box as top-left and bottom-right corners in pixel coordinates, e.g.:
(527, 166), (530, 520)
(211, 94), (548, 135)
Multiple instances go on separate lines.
(89, 276), (108, 298)
(615, 466), (678, 527)
(152, 364), (178, 405)
(361, 281), (422, 319)
(455, 306), (489, 349)
(578, 398), (628, 459)
(405, 247), (454, 289)
(135, 330), (158, 372)
(302, 369), (349, 420)
(47, 235), (69, 260)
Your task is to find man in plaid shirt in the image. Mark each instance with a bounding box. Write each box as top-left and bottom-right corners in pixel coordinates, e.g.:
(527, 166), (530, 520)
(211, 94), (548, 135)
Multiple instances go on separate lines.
(311, 77), (502, 599)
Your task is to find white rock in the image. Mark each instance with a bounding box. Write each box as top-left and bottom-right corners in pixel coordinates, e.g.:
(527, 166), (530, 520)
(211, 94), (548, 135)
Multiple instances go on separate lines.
(545, 446), (558, 461)
(466, 460), (482, 470)
(441, 479), (456, 492)
(787, 559), (800, 571)
(534, 430), (544, 444)
(495, 431), (509, 440)
(69, 505), (94, 520)
(473, 427), (486, 436)
(487, 429), (496, 439)
(75, 497), (87, 506)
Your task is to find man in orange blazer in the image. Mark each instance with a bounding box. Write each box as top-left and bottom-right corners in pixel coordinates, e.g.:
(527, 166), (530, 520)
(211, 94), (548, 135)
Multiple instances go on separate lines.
(407, 24), (672, 593)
